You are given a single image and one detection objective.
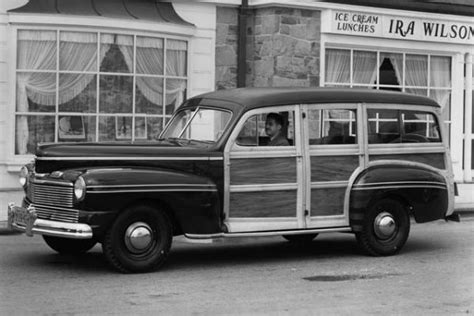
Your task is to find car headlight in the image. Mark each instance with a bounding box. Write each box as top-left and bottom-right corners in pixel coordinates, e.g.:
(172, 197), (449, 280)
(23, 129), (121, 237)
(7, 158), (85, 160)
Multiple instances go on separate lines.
(19, 166), (29, 188)
(74, 176), (86, 201)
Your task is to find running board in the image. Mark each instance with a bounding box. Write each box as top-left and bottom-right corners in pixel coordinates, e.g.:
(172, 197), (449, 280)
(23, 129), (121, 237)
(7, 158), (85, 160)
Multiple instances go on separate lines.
(184, 226), (352, 242)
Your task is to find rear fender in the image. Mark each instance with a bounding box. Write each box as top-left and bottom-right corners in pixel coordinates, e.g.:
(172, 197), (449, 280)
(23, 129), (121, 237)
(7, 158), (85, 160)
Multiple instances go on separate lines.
(349, 160), (452, 230)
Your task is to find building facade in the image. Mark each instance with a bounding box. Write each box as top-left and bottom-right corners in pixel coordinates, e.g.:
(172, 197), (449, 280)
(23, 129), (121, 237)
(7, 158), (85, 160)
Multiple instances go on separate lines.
(0, 0), (472, 220)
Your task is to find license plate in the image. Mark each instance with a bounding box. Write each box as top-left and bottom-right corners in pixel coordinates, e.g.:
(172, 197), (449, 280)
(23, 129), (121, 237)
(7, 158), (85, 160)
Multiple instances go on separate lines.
(7, 204), (37, 236)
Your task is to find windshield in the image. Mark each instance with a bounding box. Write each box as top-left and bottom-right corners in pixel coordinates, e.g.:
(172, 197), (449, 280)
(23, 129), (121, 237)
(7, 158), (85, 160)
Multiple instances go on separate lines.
(161, 107), (232, 142)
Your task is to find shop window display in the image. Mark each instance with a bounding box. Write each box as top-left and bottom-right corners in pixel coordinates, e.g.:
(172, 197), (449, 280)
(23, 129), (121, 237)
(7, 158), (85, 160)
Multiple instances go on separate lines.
(15, 30), (188, 155)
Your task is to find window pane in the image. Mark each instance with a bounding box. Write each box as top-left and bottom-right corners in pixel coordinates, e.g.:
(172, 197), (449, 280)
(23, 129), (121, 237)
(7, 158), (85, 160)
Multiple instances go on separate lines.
(165, 79), (186, 114)
(402, 111), (441, 142)
(100, 34), (133, 73)
(99, 75), (133, 113)
(16, 72), (56, 112)
(59, 74), (97, 113)
(353, 50), (377, 84)
(166, 39), (187, 76)
(60, 32), (97, 71)
(320, 109), (357, 144)
(136, 77), (163, 114)
(180, 109), (232, 142)
(15, 115), (55, 154)
(58, 116), (96, 142)
(325, 49), (350, 84)
(406, 88), (427, 96)
(405, 54), (428, 87)
(237, 112), (293, 146)
(17, 30), (56, 70)
(430, 56), (451, 88)
(379, 52), (402, 86)
(135, 116), (163, 141)
(136, 36), (163, 75)
(99, 116), (132, 141)
(367, 109), (399, 144)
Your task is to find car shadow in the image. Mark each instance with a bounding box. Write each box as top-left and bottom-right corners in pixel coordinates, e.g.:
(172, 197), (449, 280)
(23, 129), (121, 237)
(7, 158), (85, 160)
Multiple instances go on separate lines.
(11, 232), (444, 274)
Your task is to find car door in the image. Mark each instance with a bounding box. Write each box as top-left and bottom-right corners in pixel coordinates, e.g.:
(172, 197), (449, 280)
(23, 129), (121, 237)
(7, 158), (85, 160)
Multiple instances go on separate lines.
(301, 103), (363, 228)
(223, 105), (305, 233)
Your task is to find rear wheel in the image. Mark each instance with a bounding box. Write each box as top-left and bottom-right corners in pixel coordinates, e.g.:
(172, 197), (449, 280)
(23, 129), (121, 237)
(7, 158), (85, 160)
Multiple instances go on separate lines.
(102, 205), (172, 273)
(356, 199), (410, 256)
(43, 235), (97, 254)
(283, 234), (318, 244)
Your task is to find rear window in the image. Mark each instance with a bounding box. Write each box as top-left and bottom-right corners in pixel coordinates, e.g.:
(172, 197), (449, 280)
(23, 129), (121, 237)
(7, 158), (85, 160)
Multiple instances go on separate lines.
(367, 109), (441, 144)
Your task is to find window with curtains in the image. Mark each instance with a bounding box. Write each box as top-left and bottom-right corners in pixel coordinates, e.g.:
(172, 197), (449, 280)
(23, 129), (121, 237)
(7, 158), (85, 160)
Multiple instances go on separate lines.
(15, 30), (188, 155)
(324, 48), (452, 140)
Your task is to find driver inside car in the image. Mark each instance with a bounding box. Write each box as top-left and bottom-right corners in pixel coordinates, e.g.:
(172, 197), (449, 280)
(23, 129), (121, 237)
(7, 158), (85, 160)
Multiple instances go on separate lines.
(265, 113), (290, 146)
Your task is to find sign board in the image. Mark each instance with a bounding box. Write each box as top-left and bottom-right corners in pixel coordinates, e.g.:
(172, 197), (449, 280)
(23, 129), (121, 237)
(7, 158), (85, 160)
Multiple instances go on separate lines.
(327, 10), (474, 45)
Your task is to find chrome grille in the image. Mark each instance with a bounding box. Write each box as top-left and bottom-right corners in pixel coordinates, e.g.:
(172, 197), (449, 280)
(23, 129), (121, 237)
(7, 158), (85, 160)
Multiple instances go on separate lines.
(30, 182), (74, 208)
(25, 201), (80, 223)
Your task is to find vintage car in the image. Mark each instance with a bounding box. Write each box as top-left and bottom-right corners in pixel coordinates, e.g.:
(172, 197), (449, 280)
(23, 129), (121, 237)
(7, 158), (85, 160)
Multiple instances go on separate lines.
(8, 88), (458, 273)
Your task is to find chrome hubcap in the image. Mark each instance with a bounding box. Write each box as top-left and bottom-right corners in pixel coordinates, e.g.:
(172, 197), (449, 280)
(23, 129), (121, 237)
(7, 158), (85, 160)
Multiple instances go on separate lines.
(124, 222), (153, 253)
(373, 212), (397, 240)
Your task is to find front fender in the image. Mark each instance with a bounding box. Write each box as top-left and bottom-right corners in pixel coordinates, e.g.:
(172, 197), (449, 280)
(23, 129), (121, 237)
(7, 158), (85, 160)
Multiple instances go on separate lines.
(78, 167), (221, 236)
(349, 162), (450, 229)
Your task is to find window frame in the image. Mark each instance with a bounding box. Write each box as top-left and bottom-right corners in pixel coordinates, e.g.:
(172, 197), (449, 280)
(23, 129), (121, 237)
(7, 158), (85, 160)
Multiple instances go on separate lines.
(9, 25), (191, 158)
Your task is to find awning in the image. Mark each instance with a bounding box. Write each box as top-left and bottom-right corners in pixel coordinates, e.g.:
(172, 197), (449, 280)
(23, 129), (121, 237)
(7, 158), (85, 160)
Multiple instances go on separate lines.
(8, 0), (193, 26)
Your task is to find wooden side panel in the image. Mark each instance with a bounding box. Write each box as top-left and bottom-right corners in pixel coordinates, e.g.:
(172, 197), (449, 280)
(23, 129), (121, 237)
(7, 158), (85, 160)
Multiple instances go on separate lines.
(311, 155), (359, 182)
(230, 190), (297, 217)
(370, 153), (445, 169)
(230, 157), (297, 185)
(310, 187), (346, 216)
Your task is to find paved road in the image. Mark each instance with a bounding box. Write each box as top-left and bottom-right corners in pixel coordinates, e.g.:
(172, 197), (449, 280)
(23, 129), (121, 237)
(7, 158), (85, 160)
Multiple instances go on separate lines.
(1, 220), (473, 315)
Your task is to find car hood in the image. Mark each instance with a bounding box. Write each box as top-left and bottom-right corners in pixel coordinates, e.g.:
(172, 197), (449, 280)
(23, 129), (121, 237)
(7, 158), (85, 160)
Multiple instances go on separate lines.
(36, 140), (219, 159)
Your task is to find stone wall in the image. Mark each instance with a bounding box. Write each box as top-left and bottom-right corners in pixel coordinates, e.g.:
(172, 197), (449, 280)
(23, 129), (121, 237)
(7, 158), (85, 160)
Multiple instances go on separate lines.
(215, 7), (238, 90)
(249, 7), (321, 88)
(215, 6), (321, 89)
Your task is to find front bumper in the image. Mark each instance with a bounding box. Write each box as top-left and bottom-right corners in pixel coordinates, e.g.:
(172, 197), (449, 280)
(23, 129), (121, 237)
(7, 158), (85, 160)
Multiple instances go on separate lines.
(7, 203), (93, 239)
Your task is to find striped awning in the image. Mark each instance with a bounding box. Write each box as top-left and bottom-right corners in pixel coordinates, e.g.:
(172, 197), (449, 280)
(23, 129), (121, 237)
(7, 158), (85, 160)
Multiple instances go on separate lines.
(8, 0), (193, 25)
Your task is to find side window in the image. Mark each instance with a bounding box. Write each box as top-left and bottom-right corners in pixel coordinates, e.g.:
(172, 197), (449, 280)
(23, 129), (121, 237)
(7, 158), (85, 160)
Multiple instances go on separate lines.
(308, 109), (357, 145)
(236, 111), (295, 146)
(368, 109), (441, 143)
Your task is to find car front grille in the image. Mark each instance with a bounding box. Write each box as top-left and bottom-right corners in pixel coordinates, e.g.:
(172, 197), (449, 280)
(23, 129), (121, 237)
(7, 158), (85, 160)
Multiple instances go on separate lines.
(26, 181), (79, 223)
(28, 182), (74, 208)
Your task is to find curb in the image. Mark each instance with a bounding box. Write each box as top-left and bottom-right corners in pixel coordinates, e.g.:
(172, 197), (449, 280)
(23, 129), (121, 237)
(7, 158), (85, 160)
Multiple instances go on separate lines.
(0, 221), (22, 235)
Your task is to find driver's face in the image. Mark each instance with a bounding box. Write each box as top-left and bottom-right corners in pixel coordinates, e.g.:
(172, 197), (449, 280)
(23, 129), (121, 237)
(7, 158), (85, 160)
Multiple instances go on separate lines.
(265, 118), (281, 138)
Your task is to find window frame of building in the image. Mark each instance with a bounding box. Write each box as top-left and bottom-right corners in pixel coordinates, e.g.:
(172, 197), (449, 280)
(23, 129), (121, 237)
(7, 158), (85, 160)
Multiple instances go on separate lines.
(323, 47), (453, 140)
(11, 26), (190, 157)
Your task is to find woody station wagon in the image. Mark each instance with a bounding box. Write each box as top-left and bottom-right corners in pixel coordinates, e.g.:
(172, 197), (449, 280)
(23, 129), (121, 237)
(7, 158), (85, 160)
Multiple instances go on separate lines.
(8, 88), (458, 273)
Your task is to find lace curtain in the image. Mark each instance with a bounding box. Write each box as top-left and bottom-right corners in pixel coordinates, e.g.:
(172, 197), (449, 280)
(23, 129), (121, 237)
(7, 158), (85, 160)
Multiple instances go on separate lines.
(16, 31), (101, 154)
(117, 36), (187, 111)
(325, 49), (350, 84)
(430, 56), (451, 109)
(353, 51), (377, 85)
(16, 31), (187, 154)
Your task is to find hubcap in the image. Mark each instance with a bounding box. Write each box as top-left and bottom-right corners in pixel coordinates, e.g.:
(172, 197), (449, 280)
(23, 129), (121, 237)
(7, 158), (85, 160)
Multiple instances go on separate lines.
(124, 222), (153, 253)
(373, 212), (397, 240)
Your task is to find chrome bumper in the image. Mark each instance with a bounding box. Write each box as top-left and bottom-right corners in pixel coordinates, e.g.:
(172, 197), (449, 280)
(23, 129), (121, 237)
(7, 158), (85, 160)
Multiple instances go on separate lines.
(7, 203), (93, 239)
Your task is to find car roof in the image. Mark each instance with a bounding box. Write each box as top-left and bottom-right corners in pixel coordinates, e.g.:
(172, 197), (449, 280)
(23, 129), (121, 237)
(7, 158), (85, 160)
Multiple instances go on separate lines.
(191, 87), (440, 110)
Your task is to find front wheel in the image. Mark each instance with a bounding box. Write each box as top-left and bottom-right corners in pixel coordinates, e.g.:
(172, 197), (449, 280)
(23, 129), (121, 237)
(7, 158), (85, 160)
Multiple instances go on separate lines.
(102, 205), (173, 273)
(43, 235), (97, 254)
(355, 199), (410, 256)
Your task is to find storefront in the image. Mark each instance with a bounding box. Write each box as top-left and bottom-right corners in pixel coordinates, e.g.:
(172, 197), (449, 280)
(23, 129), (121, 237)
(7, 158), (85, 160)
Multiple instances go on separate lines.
(214, 0), (473, 207)
(0, 0), (217, 195)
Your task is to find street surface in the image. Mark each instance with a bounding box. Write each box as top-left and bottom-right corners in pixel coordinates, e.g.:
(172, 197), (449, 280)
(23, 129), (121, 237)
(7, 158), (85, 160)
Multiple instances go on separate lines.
(1, 220), (473, 315)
